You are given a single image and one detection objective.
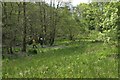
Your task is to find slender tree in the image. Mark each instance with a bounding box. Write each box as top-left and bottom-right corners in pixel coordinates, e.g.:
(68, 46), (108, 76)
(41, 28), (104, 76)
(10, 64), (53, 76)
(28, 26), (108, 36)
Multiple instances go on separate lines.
(22, 2), (27, 52)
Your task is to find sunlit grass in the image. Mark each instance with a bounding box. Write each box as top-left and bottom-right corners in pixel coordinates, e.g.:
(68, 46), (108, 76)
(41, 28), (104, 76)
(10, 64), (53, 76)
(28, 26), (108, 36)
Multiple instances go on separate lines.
(2, 41), (118, 78)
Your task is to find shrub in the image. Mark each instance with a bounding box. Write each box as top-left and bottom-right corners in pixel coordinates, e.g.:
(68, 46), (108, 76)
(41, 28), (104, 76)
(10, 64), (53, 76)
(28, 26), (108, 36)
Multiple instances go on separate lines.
(27, 49), (37, 55)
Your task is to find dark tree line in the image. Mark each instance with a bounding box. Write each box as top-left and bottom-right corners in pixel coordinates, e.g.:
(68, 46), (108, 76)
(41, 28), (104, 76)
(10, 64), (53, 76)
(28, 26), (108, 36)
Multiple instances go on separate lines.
(2, 1), (61, 54)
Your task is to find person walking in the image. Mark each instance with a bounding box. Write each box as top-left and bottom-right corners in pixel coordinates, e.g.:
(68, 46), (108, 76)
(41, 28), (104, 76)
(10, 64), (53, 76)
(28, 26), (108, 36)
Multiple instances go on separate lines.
(32, 39), (37, 48)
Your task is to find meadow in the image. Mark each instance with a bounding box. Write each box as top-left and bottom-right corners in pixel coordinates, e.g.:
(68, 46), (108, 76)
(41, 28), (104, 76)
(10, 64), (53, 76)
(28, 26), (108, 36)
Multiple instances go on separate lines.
(2, 40), (118, 78)
(2, 1), (120, 79)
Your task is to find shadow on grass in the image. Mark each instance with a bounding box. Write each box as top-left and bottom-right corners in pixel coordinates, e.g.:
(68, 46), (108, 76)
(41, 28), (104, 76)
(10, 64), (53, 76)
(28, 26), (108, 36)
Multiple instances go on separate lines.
(2, 40), (105, 61)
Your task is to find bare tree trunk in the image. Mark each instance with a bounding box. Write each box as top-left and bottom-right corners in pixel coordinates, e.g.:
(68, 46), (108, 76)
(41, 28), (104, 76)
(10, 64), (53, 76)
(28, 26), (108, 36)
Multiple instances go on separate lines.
(68, 28), (74, 40)
(7, 3), (14, 54)
(49, 0), (59, 46)
(38, 1), (47, 45)
(43, 0), (47, 45)
(2, 3), (8, 54)
(22, 2), (27, 52)
(49, 0), (54, 46)
(13, 2), (21, 47)
(38, 2), (43, 34)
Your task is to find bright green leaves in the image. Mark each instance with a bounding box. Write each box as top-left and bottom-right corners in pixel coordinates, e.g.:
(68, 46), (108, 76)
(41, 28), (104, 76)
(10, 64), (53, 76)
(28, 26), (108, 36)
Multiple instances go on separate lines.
(75, 2), (118, 44)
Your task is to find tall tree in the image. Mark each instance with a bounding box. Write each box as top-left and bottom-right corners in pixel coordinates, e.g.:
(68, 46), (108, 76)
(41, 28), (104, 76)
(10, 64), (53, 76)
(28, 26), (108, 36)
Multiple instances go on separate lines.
(22, 2), (27, 52)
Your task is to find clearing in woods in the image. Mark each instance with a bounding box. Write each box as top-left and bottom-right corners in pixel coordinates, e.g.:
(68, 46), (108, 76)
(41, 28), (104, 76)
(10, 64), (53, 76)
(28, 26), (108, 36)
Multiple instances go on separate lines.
(2, 40), (118, 78)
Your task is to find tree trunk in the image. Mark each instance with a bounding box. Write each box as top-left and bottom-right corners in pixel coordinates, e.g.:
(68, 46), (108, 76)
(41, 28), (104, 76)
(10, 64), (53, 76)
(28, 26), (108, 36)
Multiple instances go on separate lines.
(69, 28), (74, 40)
(49, 0), (56, 46)
(22, 2), (27, 52)
(43, 0), (47, 45)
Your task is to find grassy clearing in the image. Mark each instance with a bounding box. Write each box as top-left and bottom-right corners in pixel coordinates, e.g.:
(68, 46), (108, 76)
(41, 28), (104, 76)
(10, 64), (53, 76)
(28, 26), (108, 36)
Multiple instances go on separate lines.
(2, 40), (118, 78)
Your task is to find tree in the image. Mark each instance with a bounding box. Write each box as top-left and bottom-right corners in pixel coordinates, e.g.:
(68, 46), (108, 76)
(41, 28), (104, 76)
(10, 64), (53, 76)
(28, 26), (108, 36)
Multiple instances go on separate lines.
(75, 2), (118, 43)
(56, 1), (80, 40)
(22, 2), (27, 52)
(2, 3), (15, 54)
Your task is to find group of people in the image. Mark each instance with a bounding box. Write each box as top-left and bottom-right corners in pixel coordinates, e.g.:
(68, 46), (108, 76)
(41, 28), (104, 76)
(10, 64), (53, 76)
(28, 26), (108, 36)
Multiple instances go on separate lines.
(28, 35), (44, 48)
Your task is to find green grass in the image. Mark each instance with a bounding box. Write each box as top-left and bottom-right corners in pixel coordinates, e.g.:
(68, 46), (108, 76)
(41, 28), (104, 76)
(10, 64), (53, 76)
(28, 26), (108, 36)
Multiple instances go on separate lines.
(2, 40), (118, 78)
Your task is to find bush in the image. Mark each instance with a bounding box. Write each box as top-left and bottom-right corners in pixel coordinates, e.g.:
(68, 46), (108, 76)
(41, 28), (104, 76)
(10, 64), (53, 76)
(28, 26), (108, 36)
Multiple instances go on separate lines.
(27, 49), (37, 55)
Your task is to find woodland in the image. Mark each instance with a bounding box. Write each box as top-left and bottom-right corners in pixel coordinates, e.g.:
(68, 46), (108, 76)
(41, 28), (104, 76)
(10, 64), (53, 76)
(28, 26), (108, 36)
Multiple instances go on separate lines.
(2, 1), (120, 78)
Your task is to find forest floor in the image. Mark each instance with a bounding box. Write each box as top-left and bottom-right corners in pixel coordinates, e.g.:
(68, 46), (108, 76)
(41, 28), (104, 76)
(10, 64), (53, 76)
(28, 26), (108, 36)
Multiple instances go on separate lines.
(2, 40), (118, 78)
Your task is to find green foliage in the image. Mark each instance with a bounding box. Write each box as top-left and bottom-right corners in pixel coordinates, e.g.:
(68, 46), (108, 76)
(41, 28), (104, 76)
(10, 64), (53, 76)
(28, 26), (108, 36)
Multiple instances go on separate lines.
(56, 5), (80, 40)
(75, 2), (118, 43)
(2, 2), (119, 53)
(27, 49), (37, 55)
(2, 1), (118, 78)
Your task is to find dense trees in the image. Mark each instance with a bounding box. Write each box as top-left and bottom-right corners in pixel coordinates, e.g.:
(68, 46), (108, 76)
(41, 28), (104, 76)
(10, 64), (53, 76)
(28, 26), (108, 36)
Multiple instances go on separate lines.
(2, 1), (60, 54)
(2, 1), (119, 54)
(75, 2), (119, 44)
